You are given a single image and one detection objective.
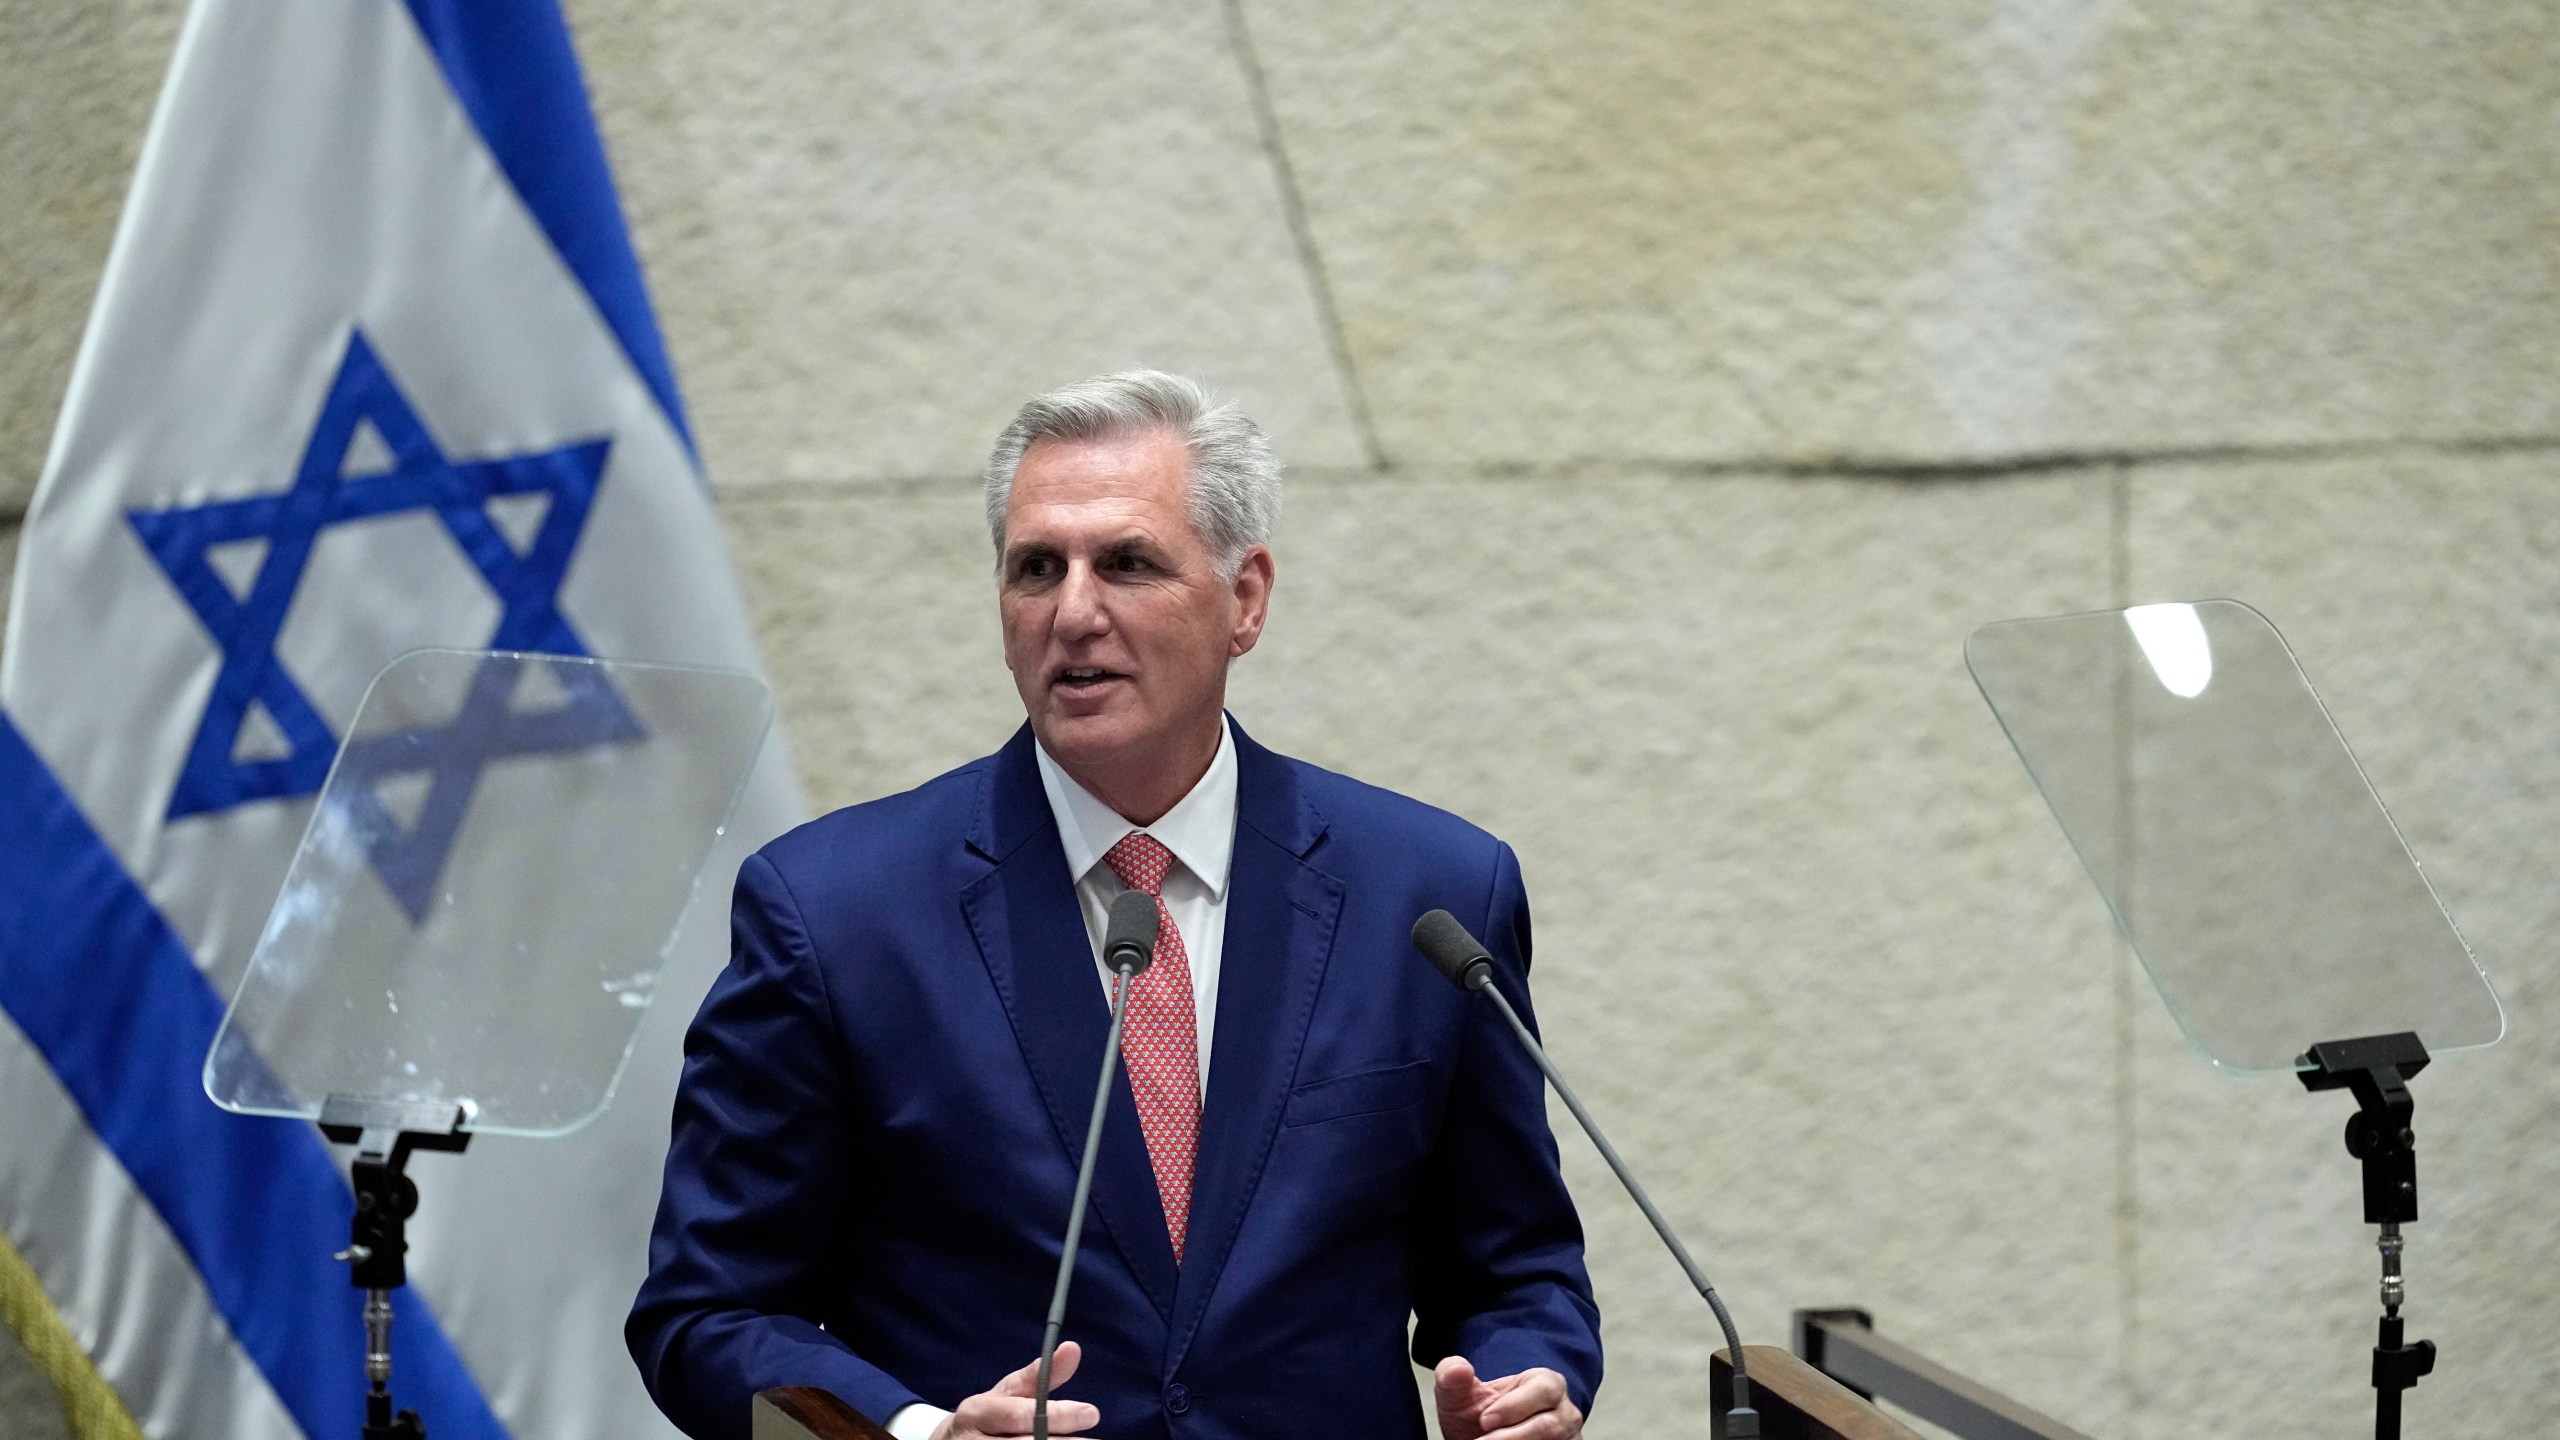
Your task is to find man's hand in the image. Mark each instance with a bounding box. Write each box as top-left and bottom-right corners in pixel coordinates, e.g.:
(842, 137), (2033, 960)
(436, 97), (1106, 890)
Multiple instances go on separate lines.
(1443, 1352), (1576, 1424)
(930, 1342), (1101, 1440)
(1433, 1357), (1583, 1440)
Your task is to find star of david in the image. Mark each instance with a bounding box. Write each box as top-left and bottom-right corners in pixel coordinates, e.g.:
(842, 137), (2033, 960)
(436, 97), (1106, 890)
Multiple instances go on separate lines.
(128, 327), (642, 920)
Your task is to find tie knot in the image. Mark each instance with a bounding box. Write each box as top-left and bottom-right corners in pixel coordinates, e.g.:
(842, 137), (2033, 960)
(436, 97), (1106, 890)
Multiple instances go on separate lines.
(1104, 832), (1175, 897)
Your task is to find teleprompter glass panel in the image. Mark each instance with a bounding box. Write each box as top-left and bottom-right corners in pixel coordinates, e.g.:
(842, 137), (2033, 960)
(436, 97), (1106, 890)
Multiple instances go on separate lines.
(1965, 600), (2501, 1073)
(204, 649), (772, 1135)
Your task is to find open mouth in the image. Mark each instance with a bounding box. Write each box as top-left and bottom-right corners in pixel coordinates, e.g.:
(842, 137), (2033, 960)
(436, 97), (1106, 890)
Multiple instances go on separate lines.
(1054, 666), (1127, 693)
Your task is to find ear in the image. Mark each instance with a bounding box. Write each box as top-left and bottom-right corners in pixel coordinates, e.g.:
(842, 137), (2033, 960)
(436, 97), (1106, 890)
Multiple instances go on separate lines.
(1227, 545), (1275, 658)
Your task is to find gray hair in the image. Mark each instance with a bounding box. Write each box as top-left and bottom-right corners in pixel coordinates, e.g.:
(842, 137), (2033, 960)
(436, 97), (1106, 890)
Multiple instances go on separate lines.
(981, 369), (1281, 578)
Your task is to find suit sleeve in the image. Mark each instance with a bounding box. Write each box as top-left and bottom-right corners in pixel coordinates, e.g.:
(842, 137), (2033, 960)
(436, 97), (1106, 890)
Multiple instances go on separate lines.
(626, 852), (924, 1439)
(1408, 840), (1606, 1413)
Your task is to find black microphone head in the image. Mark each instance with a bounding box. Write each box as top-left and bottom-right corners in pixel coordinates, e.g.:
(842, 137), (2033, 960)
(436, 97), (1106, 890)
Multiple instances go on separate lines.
(1104, 888), (1159, 975)
(1410, 910), (1494, 993)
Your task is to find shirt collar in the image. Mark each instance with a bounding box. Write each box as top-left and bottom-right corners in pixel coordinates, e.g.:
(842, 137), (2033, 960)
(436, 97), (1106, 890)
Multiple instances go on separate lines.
(1033, 716), (1237, 900)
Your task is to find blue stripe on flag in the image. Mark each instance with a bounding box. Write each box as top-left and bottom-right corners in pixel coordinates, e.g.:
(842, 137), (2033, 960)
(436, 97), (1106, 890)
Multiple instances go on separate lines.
(0, 712), (508, 1440)
(400, 0), (697, 460)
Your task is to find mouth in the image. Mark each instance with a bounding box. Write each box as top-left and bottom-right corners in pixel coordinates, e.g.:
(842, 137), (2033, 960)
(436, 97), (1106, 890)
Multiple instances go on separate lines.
(1052, 666), (1129, 694)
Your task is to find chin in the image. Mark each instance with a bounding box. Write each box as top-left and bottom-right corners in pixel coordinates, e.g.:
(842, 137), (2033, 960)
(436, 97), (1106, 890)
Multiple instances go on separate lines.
(1036, 709), (1148, 767)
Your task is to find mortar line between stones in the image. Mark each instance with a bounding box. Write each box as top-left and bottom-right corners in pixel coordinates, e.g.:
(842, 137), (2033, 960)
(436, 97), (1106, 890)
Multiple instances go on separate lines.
(1215, 0), (1389, 472)
(699, 427), (2560, 505)
(1459, 430), (2560, 483)
(2107, 466), (2141, 1433)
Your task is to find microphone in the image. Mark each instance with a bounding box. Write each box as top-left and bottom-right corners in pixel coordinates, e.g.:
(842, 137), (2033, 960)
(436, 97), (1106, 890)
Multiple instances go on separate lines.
(1103, 887), (1159, 974)
(1409, 909), (1760, 1439)
(1411, 908), (1495, 992)
(1034, 889), (1159, 1440)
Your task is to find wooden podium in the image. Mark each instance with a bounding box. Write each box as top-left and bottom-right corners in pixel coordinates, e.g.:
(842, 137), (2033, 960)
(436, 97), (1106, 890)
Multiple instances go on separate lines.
(751, 1387), (895, 1440)
(1713, 1345), (1921, 1440)
(753, 1350), (1917, 1440)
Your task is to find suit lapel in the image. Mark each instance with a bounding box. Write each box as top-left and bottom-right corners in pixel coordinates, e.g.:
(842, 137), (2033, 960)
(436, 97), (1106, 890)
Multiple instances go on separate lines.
(1166, 722), (1343, 1368)
(958, 727), (1180, 1321)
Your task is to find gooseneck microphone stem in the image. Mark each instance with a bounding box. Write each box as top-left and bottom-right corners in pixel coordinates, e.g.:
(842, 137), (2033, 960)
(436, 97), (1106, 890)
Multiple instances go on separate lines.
(1036, 889), (1158, 1440)
(1413, 908), (1754, 1436)
(1471, 982), (1756, 1430)
(1035, 963), (1136, 1440)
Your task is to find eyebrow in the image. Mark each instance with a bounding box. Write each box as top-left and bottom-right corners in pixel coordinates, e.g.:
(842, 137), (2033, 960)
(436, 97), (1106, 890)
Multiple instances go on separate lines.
(1004, 534), (1172, 569)
(1096, 536), (1169, 562)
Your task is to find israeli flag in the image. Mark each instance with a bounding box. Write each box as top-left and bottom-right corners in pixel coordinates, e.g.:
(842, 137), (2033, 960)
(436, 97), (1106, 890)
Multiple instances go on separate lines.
(0, 3), (801, 1437)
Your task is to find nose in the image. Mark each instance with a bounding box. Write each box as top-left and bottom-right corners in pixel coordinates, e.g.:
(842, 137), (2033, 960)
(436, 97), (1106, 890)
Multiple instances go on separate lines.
(1053, 559), (1110, 640)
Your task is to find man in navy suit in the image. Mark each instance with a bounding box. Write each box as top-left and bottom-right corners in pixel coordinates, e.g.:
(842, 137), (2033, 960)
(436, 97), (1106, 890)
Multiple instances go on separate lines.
(629, 372), (1601, 1440)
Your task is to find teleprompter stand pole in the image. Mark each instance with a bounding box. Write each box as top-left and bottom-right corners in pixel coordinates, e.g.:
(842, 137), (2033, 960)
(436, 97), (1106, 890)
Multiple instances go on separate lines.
(2297, 1033), (2435, 1440)
(318, 1097), (472, 1440)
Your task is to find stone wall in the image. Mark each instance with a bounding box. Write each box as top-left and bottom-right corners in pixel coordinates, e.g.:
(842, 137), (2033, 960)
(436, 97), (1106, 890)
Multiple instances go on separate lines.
(6, 3), (2557, 1438)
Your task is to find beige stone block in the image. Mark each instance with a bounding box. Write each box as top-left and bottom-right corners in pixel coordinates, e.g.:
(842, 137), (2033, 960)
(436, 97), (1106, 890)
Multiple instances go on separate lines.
(728, 469), (2127, 1435)
(2124, 460), (2560, 1438)
(719, 481), (1024, 809)
(567, 0), (1370, 489)
(0, 1), (183, 514)
(1243, 0), (2560, 467)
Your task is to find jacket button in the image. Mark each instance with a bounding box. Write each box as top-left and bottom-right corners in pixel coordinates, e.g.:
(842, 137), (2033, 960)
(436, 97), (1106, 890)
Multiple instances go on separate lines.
(1165, 1382), (1191, 1415)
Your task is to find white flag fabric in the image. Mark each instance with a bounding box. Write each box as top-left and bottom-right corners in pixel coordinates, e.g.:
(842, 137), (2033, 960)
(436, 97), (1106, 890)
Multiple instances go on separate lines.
(0, 2), (802, 1437)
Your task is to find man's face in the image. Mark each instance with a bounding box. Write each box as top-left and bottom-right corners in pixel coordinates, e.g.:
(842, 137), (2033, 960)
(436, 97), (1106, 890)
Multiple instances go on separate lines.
(999, 427), (1272, 779)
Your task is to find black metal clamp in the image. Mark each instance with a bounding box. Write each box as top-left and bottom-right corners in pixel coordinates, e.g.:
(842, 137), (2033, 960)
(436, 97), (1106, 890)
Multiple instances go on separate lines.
(318, 1097), (472, 1440)
(2298, 1032), (2435, 1440)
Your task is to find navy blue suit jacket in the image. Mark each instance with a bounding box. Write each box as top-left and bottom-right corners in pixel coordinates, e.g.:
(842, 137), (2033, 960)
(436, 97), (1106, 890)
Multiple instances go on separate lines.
(628, 721), (1600, 1440)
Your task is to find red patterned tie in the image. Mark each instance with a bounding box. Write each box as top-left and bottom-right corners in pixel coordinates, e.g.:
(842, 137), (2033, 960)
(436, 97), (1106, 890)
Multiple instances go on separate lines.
(1103, 832), (1199, 1264)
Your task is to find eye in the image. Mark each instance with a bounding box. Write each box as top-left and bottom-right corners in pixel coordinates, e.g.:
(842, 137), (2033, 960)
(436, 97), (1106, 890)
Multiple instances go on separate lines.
(1012, 552), (1062, 583)
(1105, 551), (1152, 574)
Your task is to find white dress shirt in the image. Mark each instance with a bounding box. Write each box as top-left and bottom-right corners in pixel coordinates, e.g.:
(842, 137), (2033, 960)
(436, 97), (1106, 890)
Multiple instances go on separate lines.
(1033, 716), (1236, 1090)
(884, 719), (1238, 1440)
